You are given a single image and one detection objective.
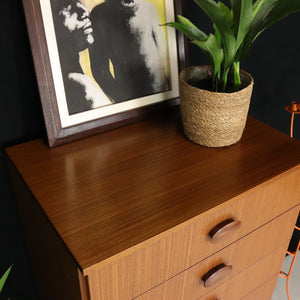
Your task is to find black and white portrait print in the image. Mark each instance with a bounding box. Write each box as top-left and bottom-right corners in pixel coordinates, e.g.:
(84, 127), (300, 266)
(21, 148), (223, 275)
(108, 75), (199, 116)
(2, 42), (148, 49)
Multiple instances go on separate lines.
(48, 0), (173, 116)
(89, 0), (170, 102)
(50, 0), (112, 115)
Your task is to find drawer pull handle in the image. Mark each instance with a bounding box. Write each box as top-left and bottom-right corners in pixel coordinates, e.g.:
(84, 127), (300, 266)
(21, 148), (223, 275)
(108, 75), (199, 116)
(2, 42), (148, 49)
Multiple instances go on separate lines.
(209, 219), (241, 243)
(202, 264), (232, 288)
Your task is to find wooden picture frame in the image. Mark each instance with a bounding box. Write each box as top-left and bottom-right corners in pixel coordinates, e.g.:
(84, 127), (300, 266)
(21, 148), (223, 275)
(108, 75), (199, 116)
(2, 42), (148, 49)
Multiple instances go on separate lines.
(22, 0), (188, 147)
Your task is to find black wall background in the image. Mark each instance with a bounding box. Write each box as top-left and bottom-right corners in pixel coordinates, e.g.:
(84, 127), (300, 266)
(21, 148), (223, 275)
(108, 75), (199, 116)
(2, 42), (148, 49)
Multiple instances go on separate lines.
(0, 0), (299, 298)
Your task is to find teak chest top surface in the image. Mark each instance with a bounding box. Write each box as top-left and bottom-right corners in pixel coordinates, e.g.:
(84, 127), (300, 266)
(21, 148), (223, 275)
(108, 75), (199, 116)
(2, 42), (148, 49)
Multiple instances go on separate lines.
(6, 111), (300, 270)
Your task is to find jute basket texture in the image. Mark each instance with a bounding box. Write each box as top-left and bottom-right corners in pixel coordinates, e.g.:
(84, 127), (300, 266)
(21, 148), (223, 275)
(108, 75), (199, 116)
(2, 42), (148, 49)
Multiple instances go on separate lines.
(179, 66), (254, 147)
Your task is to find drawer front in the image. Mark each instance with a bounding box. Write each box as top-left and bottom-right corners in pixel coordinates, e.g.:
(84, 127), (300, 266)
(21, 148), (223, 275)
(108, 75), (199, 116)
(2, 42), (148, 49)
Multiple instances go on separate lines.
(200, 248), (284, 300)
(130, 207), (298, 300)
(241, 275), (279, 300)
(85, 170), (300, 300)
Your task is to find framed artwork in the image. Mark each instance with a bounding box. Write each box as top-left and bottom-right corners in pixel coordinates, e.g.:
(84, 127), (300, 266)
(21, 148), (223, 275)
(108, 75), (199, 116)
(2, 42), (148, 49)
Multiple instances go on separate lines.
(23, 0), (187, 147)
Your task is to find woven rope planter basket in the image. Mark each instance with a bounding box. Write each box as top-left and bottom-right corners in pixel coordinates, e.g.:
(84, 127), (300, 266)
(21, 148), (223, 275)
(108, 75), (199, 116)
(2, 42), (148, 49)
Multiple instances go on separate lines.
(179, 66), (254, 147)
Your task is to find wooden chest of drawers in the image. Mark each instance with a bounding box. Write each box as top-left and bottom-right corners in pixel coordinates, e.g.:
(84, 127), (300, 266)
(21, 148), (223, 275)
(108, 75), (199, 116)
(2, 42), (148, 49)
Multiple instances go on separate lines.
(6, 110), (300, 300)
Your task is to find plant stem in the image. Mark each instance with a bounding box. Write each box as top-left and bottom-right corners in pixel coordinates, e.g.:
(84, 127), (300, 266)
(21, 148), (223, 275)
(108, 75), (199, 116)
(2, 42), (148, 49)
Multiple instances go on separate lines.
(222, 68), (229, 92)
(233, 61), (241, 91)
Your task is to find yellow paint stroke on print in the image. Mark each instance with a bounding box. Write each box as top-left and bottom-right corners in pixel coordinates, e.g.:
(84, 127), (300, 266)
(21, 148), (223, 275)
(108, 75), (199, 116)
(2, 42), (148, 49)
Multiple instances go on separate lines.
(81, 0), (166, 23)
(78, 0), (103, 80)
(79, 0), (168, 81)
(80, 0), (104, 12)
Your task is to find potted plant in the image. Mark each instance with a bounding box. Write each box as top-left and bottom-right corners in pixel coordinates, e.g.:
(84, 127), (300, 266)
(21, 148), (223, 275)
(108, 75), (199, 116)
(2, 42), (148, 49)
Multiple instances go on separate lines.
(165, 0), (300, 147)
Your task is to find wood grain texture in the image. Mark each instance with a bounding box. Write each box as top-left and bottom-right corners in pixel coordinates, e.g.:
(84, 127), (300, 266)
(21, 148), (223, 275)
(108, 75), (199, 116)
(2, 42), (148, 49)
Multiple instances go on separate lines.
(84, 175), (300, 300)
(201, 249), (285, 300)
(125, 207), (299, 300)
(6, 110), (300, 299)
(6, 111), (300, 273)
(241, 275), (279, 300)
(7, 160), (84, 300)
(78, 269), (90, 300)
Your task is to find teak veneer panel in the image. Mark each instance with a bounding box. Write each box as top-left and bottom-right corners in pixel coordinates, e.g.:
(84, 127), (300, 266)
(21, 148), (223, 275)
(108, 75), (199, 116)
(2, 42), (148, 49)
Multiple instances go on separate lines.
(6, 111), (300, 272)
(241, 275), (279, 300)
(125, 207), (299, 300)
(84, 170), (300, 299)
(201, 249), (284, 300)
(8, 160), (83, 300)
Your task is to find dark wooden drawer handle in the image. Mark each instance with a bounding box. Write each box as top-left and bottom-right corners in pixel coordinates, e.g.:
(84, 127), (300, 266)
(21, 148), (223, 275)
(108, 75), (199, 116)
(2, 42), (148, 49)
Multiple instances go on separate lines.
(202, 264), (232, 288)
(209, 219), (241, 243)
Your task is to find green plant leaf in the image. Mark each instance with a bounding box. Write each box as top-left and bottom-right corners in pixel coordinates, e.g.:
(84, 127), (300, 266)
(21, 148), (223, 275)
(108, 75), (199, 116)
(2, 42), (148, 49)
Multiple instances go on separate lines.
(167, 0), (300, 92)
(193, 33), (224, 87)
(193, 0), (236, 70)
(177, 15), (208, 41)
(213, 23), (222, 47)
(252, 0), (265, 19)
(164, 16), (223, 84)
(217, 1), (234, 26)
(238, 0), (300, 60)
(229, 0), (241, 20)
(0, 266), (12, 293)
(163, 18), (207, 42)
(236, 0), (253, 49)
